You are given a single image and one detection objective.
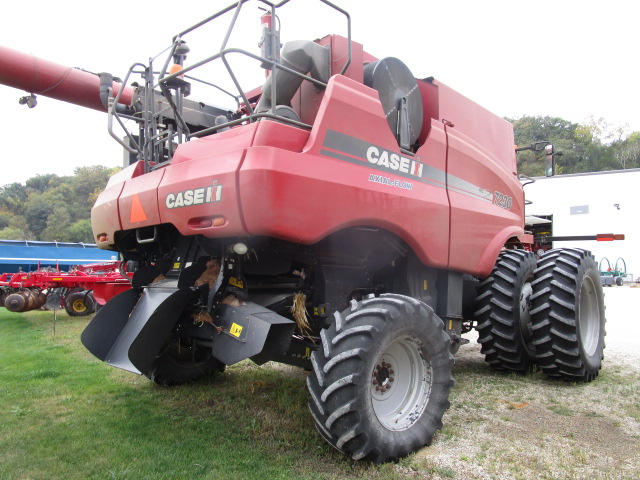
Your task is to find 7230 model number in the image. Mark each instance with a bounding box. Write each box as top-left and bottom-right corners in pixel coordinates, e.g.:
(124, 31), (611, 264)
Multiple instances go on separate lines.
(493, 191), (513, 210)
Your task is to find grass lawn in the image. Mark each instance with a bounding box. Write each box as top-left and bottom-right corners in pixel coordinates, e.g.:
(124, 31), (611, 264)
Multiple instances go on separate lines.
(1, 308), (638, 480)
(0, 309), (400, 480)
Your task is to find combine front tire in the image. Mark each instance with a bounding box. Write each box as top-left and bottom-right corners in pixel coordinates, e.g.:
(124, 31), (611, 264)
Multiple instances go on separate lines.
(148, 336), (225, 386)
(474, 250), (537, 373)
(307, 294), (454, 463)
(530, 248), (605, 381)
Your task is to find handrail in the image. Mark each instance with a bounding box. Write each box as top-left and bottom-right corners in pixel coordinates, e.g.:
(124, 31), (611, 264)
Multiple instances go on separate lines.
(109, 0), (352, 167)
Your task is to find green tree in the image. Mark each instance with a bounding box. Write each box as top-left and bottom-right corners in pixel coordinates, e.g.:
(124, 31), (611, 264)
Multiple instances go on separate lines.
(71, 166), (118, 216)
(41, 204), (73, 242)
(1, 165), (119, 242)
(0, 183), (28, 215)
(612, 131), (640, 169)
(508, 115), (618, 175)
(24, 195), (56, 238)
(0, 227), (25, 240)
(67, 219), (94, 243)
(0, 213), (10, 230)
(25, 174), (61, 195)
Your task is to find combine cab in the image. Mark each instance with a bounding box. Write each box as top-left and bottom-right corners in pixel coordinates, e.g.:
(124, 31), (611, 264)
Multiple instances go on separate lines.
(0, 0), (607, 463)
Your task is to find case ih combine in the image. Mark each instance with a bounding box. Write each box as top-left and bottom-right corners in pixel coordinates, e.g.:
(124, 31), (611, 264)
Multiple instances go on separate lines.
(0, 0), (607, 463)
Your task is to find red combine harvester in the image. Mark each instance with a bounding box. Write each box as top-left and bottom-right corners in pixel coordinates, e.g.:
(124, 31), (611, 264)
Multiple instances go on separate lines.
(0, 262), (132, 315)
(0, 0), (609, 463)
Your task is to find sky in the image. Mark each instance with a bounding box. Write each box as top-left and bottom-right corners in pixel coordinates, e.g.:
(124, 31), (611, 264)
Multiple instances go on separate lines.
(1, 0), (638, 186)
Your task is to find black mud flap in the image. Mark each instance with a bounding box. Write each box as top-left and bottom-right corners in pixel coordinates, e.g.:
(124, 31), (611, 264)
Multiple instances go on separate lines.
(81, 282), (196, 376)
(211, 302), (296, 366)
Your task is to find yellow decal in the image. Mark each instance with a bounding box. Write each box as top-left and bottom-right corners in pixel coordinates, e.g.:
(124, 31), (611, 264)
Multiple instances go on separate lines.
(305, 347), (311, 358)
(423, 279), (428, 290)
(448, 319), (453, 330)
(229, 323), (243, 337)
(229, 277), (244, 288)
(52, 277), (63, 281)
(173, 262), (181, 270)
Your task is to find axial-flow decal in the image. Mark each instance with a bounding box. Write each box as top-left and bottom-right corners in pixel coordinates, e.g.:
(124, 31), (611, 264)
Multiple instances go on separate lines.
(320, 129), (499, 205)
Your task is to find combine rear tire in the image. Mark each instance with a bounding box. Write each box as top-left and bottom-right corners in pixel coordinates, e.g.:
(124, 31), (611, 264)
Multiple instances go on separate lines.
(530, 248), (605, 382)
(474, 250), (537, 373)
(307, 294), (454, 463)
(64, 291), (95, 316)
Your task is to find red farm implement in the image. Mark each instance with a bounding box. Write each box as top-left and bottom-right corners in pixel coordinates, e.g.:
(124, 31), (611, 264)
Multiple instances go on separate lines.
(0, 261), (132, 316)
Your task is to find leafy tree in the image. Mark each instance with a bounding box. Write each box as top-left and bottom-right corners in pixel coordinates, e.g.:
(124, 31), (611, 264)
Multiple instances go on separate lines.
(508, 115), (635, 175)
(509, 115), (583, 175)
(25, 174), (61, 195)
(67, 219), (94, 243)
(71, 166), (118, 215)
(41, 205), (73, 242)
(0, 183), (27, 215)
(612, 132), (640, 169)
(24, 194), (57, 238)
(0, 227), (25, 240)
(0, 214), (10, 230)
(0, 165), (118, 241)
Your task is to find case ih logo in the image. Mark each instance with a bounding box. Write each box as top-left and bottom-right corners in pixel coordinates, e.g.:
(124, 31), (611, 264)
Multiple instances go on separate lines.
(320, 129), (501, 206)
(366, 146), (424, 177)
(165, 181), (222, 209)
(320, 129), (425, 179)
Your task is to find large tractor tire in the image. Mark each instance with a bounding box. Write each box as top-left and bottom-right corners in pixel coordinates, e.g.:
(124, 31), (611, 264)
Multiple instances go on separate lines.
(530, 248), (606, 382)
(64, 291), (96, 316)
(307, 294), (454, 463)
(474, 249), (537, 373)
(148, 335), (225, 386)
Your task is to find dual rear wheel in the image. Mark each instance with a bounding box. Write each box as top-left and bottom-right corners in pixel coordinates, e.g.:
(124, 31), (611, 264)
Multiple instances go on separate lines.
(530, 248), (606, 381)
(474, 248), (605, 382)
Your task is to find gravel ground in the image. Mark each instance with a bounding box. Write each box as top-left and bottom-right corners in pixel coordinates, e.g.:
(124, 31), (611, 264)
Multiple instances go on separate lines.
(598, 285), (640, 371)
(398, 285), (640, 480)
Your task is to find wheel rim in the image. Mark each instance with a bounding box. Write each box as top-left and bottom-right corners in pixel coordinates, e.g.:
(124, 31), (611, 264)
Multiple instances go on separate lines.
(578, 276), (600, 356)
(72, 299), (86, 313)
(370, 335), (431, 431)
(519, 279), (534, 346)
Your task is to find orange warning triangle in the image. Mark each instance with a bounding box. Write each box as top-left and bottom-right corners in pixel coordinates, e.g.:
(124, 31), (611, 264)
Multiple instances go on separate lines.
(130, 194), (148, 223)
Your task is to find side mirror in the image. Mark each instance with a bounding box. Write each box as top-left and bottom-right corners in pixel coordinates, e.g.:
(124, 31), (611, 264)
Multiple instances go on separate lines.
(544, 144), (555, 176)
(515, 141), (550, 153)
(544, 144), (562, 176)
(533, 141), (550, 152)
(515, 140), (562, 176)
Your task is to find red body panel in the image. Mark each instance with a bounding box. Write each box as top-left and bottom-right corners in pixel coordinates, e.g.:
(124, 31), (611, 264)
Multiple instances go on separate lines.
(89, 38), (523, 278)
(119, 169), (165, 231)
(436, 80), (517, 174)
(445, 126), (523, 275)
(91, 181), (125, 244)
(158, 148), (247, 237)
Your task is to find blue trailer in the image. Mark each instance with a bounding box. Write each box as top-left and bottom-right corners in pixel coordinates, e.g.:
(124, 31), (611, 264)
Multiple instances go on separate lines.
(0, 240), (116, 273)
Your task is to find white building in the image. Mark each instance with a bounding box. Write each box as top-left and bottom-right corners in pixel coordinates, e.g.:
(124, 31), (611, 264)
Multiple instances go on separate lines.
(524, 169), (639, 282)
